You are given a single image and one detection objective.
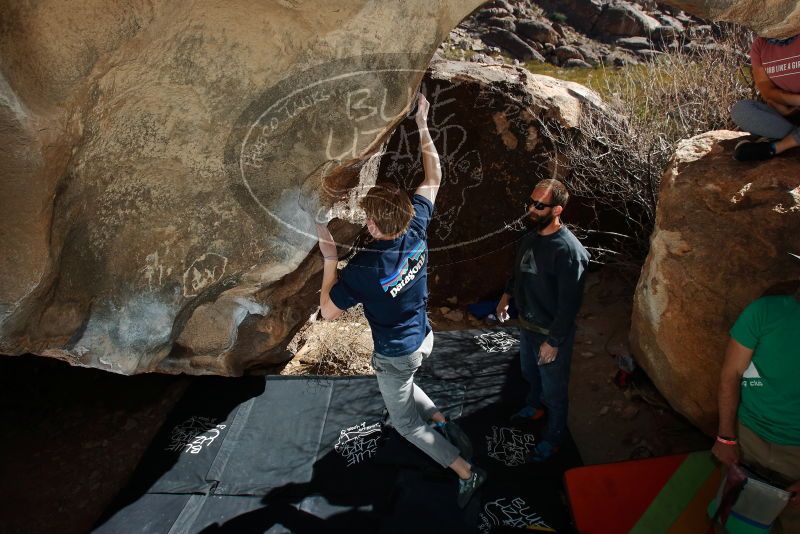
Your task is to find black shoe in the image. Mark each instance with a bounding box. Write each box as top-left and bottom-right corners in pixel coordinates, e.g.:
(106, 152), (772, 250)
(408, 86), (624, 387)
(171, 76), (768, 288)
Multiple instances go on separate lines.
(510, 405), (546, 422)
(525, 441), (559, 463)
(457, 466), (487, 509)
(438, 421), (474, 461)
(734, 140), (775, 161)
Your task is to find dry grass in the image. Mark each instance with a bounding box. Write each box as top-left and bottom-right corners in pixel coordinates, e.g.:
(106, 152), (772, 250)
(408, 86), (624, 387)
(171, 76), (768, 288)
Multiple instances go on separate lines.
(284, 305), (374, 376)
(537, 25), (755, 270)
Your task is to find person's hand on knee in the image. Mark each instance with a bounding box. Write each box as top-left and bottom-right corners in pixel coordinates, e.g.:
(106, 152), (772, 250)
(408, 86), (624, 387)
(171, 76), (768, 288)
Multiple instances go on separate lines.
(766, 98), (798, 117)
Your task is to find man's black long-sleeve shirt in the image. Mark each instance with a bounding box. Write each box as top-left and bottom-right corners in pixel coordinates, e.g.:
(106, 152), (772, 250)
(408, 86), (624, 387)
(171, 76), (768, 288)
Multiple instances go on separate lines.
(505, 226), (590, 347)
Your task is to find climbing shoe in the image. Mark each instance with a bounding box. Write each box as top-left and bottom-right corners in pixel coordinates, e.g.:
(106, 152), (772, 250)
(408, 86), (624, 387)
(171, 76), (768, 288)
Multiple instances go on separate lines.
(457, 466), (487, 509)
(510, 405), (546, 421)
(526, 441), (558, 463)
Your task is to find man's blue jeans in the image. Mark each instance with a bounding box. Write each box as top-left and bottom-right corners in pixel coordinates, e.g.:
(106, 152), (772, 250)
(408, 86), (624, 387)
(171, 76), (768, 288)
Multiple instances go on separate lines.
(519, 327), (575, 447)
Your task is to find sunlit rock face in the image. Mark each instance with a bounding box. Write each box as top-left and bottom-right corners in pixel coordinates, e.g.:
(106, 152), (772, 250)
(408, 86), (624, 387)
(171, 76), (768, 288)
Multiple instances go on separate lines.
(662, 0), (800, 38)
(0, 0), (484, 375)
(631, 131), (800, 434)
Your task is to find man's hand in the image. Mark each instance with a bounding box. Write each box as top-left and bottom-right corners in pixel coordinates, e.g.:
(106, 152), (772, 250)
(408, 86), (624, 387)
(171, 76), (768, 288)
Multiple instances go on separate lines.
(787, 481), (800, 506)
(538, 341), (558, 365)
(766, 98), (799, 116)
(496, 294), (511, 323)
(711, 439), (740, 467)
(316, 223), (337, 260)
(415, 92), (430, 126)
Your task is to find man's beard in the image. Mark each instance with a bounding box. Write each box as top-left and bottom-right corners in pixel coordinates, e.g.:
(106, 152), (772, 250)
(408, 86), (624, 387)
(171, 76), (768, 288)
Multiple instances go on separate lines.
(529, 212), (554, 230)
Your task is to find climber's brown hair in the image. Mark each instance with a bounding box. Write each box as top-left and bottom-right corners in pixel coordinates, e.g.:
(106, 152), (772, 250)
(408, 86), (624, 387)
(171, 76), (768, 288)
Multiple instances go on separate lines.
(359, 183), (414, 237)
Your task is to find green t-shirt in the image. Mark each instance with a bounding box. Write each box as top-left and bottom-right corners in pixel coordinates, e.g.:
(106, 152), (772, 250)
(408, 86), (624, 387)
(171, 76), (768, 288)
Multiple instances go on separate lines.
(730, 295), (800, 446)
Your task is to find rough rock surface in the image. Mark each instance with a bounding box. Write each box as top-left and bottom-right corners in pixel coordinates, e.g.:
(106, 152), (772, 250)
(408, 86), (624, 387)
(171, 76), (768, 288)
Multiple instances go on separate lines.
(594, 3), (662, 37)
(631, 131), (800, 434)
(516, 19), (561, 45)
(482, 28), (541, 61)
(0, 0), (484, 375)
(376, 59), (609, 304)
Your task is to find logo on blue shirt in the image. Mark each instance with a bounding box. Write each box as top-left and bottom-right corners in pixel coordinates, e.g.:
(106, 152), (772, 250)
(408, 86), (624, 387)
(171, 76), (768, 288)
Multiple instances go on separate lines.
(380, 241), (426, 297)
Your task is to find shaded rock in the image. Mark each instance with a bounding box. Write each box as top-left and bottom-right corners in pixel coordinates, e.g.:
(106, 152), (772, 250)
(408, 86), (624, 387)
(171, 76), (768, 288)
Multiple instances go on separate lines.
(593, 3), (661, 37)
(563, 58), (593, 68)
(470, 40), (488, 52)
(551, 22), (568, 39)
(621, 405), (640, 420)
(520, 38), (546, 53)
(631, 131), (800, 434)
(470, 52), (499, 64)
(688, 24), (713, 40)
(516, 19), (560, 44)
(577, 45), (602, 66)
(554, 45), (585, 64)
(485, 17), (517, 32)
(0, 0), (485, 375)
(476, 7), (511, 20)
(487, 0), (514, 12)
(682, 42), (748, 62)
(657, 14), (686, 34)
(538, 0), (606, 33)
(482, 28), (540, 61)
(636, 49), (665, 61)
(603, 50), (638, 67)
(616, 36), (653, 51)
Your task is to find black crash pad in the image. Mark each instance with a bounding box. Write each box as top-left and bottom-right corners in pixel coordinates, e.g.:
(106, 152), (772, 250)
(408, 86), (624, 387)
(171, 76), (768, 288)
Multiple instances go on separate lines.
(96, 328), (582, 533)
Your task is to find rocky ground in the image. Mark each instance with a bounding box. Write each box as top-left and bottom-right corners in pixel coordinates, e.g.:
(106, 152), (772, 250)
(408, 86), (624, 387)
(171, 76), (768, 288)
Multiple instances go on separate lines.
(439, 0), (742, 69)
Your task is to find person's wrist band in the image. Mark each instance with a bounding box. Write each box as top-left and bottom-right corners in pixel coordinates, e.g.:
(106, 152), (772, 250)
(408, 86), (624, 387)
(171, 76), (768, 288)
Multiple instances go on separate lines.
(322, 255), (337, 261)
(716, 435), (737, 445)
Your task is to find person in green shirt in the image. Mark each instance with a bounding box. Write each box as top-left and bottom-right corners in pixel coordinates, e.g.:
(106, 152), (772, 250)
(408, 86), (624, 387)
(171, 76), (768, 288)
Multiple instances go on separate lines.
(712, 254), (800, 532)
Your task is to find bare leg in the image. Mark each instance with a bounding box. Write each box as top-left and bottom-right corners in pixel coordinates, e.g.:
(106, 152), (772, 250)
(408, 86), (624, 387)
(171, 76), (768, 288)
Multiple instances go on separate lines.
(449, 456), (472, 479)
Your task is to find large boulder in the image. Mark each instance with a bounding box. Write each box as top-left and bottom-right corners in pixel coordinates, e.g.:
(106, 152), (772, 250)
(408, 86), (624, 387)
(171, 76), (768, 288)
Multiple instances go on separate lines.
(533, 0), (606, 34)
(631, 131), (800, 434)
(516, 20), (561, 45)
(661, 0), (800, 38)
(481, 28), (541, 61)
(376, 60), (610, 304)
(0, 0), (484, 375)
(593, 3), (661, 38)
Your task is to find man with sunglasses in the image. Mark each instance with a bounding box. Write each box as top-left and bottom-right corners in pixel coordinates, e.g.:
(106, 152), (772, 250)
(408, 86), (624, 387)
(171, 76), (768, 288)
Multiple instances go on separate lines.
(496, 179), (590, 462)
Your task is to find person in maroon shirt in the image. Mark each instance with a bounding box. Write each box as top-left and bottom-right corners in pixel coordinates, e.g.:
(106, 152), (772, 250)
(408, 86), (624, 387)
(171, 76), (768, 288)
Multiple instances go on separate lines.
(732, 35), (800, 161)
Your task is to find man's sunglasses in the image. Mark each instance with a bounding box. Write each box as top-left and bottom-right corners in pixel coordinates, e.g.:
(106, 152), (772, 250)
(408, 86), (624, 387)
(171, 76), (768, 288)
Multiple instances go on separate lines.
(526, 199), (555, 210)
